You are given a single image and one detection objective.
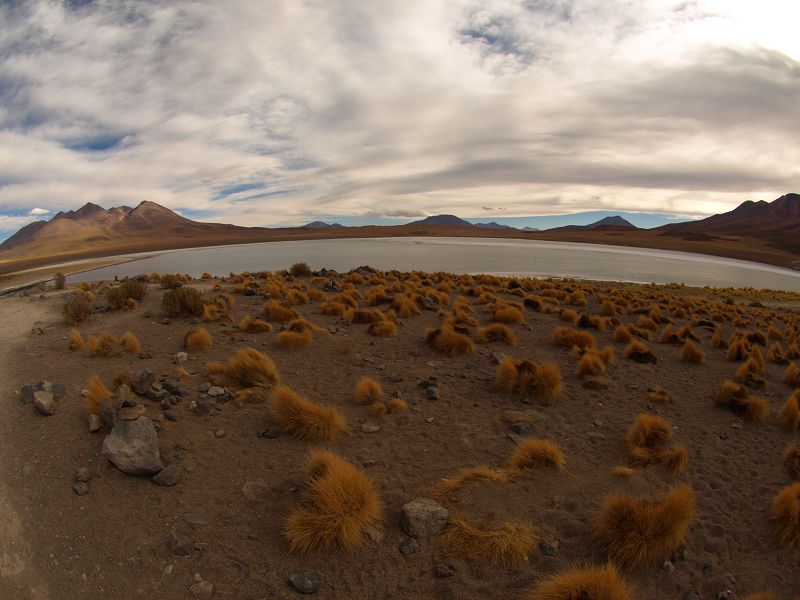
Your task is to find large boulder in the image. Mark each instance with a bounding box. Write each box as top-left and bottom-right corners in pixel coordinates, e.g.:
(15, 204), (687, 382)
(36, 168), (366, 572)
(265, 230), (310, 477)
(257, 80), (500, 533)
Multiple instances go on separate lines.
(401, 497), (448, 538)
(102, 416), (163, 475)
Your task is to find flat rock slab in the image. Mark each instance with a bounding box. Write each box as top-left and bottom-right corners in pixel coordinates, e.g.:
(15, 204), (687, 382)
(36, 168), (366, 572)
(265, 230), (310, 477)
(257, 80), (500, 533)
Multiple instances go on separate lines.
(401, 497), (448, 538)
(102, 416), (163, 475)
(153, 464), (182, 486)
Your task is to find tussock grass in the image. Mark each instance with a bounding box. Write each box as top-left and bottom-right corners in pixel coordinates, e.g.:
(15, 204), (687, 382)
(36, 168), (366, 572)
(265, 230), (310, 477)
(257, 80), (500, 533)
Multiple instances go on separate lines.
(184, 327), (213, 350)
(613, 325), (633, 344)
(85, 375), (111, 416)
(559, 308), (580, 325)
(161, 286), (204, 317)
(321, 300), (349, 317)
(86, 331), (118, 357)
(553, 326), (596, 350)
(680, 340), (705, 364)
(623, 340), (657, 364)
(735, 357), (765, 388)
(262, 299), (298, 323)
(240, 315), (273, 333)
(768, 342), (788, 364)
(272, 385), (346, 441)
(626, 414), (687, 475)
(784, 443), (800, 479)
(367, 320), (397, 337)
(526, 563), (632, 600)
(120, 331), (141, 354)
(393, 295), (422, 318)
(68, 329), (84, 351)
(284, 450), (381, 553)
(207, 347), (280, 390)
(478, 323), (517, 345)
(507, 438), (565, 477)
(425, 325), (475, 355)
(440, 517), (537, 567)
(355, 377), (382, 405)
(648, 386), (673, 403)
(784, 362), (800, 386)
(429, 465), (505, 504)
(277, 329), (313, 349)
(712, 380), (768, 421)
(593, 485), (694, 569)
(495, 356), (562, 403)
(771, 482), (800, 549)
(778, 390), (800, 431)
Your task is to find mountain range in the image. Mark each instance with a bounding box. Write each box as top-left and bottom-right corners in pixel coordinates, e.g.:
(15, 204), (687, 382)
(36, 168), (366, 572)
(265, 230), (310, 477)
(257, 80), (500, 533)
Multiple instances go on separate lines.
(1, 194), (798, 273)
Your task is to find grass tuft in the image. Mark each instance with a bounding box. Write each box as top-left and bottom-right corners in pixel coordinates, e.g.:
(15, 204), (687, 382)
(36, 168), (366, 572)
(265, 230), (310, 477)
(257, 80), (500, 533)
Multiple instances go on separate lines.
(85, 375), (111, 416)
(355, 377), (382, 405)
(272, 385), (346, 441)
(120, 331), (141, 354)
(68, 328), (84, 351)
(771, 482), (800, 549)
(207, 347), (280, 390)
(526, 563), (632, 600)
(184, 327), (213, 350)
(440, 517), (537, 567)
(495, 356), (562, 403)
(507, 438), (565, 477)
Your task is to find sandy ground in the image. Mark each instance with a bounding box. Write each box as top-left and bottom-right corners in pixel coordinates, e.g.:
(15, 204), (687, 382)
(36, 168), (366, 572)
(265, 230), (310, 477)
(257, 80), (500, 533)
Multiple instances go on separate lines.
(1, 272), (799, 599)
(0, 258), (135, 293)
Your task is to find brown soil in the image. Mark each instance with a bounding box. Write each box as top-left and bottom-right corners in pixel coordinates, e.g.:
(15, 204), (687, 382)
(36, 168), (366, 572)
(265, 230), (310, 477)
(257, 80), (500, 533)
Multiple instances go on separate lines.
(1, 273), (799, 599)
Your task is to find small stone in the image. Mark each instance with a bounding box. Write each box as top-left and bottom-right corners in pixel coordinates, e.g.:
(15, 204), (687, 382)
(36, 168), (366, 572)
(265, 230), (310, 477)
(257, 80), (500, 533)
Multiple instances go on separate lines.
(593, 419), (603, 427)
(173, 352), (188, 365)
(401, 497), (448, 538)
(198, 383), (212, 393)
(88, 413), (104, 432)
(33, 390), (56, 416)
(132, 370), (157, 396)
(75, 467), (93, 482)
(169, 532), (195, 556)
(425, 417), (434, 423)
(189, 580), (214, 599)
(207, 386), (225, 397)
(730, 418), (743, 429)
(38, 381), (65, 398)
(662, 560), (675, 572)
(426, 387), (440, 401)
(138, 350), (153, 359)
(214, 429), (226, 438)
(20, 384), (36, 404)
(360, 422), (381, 433)
(510, 422), (533, 435)
(72, 482), (89, 496)
(153, 464), (182, 486)
(162, 318), (171, 325)
(539, 539), (559, 556)
(117, 404), (146, 421)
(288, 571), (323, 594)
(164, 410), (180, 422)
(399, 537), (420, 555)
(260, 428), (281, 439)
(164, 564), (174, 575)
(717, 591), (732, 600)
(718, 432), (728, 440)
(434, 563), (454, 578)
(490, 352), (505, 365)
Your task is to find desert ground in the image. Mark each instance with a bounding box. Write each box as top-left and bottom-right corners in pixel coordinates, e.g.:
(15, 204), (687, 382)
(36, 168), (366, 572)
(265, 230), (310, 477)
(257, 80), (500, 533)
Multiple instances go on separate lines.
(1, 266), (799, 600)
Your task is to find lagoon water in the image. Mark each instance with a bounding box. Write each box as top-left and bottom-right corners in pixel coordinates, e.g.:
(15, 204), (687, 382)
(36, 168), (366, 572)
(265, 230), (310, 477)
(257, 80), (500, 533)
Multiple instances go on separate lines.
(72, 236), (800, 292)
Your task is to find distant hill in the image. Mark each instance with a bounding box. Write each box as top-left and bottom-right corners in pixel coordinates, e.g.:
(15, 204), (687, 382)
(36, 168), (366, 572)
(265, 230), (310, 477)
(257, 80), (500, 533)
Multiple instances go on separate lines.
(586, 216), (636, 229)
(301, 221), (344, 229)
(474, 221), (517, 230)
(521, 226), (540, 232)
(407, 214), (473, 227)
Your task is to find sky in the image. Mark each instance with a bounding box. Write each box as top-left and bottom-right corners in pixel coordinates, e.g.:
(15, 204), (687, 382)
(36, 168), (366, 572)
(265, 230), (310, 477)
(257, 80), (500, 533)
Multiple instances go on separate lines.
(1, 0), (799, 238)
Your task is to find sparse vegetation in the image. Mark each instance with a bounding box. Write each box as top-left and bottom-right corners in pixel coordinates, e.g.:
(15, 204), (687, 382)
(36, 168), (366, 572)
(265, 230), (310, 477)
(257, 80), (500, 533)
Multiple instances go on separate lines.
(184, 327), (213, 350)
(440, 517), (537, 567)
(271, 385), (346, 441)
(527, 563), (632, 600)
(207, 347), (280, 390)
(68, 328), (84, 351)
(495, 356), (562, 403)
(771, 482), (800, 549)
(120, 331), (141, 354)
(162, 286), (204, 317)
(63, 296), (91, 325)
(355, 377), (382, 405)
(507, 438), (565, 476)
(85, 375), (111, 416)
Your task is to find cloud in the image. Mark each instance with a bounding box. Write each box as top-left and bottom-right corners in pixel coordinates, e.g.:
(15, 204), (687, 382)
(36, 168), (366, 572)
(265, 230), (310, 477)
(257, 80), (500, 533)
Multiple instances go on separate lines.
(0, 0), (798, 231)
(28, 207), (49, 215)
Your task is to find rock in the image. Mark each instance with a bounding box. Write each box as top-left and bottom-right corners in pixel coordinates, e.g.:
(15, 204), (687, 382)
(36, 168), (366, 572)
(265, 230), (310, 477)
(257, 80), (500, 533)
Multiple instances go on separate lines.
(169, 532), (195, 556)
(198, 383), (212, 393)
(426, 387), (440, 401)
(137, 349), (153, 359)
(173, 352), (188, 365)
(214, 429), (226, 438)
(88, 413), (104, 432)
(490, 352), (505, 365)
(360, 422), (381, 433)
(288, 571), (323, 594)
(164, 410), (180, 422)
(153, 464), (182, 486)
(102, 416), (163, 475)
(259, 428), (281, 439)
(146, 384), (169, 402)
(539, 539), (559, 556)
(20, 384), (36, 404)
(510, 422), (533, 435)
(189, 581), (214, 599)
(163, 380), (188, 396)
(434, 563), (454, 577)
(72, 482), (89, 496)
(31, 326), (44, 335)
(425, 417), (434, 423)
(399, 537), (420, 555)
(401, 497), (448, 538)
(207, 386), (225, 397)
(593, 419), (603, 427)
(99, 386), (129, 428)
(117, 405), (146, 421)
(75, 467), (93, 482)
(583, 375), (613, 390)
(132, 370), (157, 395)
(730, 418), (743, 429)
(33, 391), (56, 416)
(38, 381), (65, 398)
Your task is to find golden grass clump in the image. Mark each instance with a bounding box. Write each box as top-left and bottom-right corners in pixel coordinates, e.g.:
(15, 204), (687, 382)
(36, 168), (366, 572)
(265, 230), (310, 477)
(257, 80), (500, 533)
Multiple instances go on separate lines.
(393, 295), (422, 318)
(161, 286), (204, 317)
(478, 323), (517, 345)
(120, 331), (141, 354)
(367, 320), (397, 337)
(592, 485), (694, 569)
(387, 397), (408, 413)
(553, 326), (596, 350)
(507, 438), (565, 476)
(526, 563), (632, 600)
(355, 377), (382, 405)
(272, 385), (346, 441)
(277, 329), (313, 349)
(768, 342), (788, 364)
(184, 327), (213, 350)
(68, 328), (84, 351)
(648, 386), (673, 403)
(559, 308), (580, 325)
(239, 315), (273, 333)
(85, 375), (111, 416)
(784, 443), (800, 479)
(86, 331), (118, 357)
(784, 362), (800, 386)
(425, 324), (475, 355)
(207, 347), (280, 390)
(727, 336), (750, 361)
(613, 324), (633, 344)
(440, 517), (537, 567)
(495, 357), (562, 404)
(771, 482), (800, 549)
(778, 390), (800, 431)
(283, 450), (381, 552)
(712, 380), (768, 421)
(680, 340), (705, 364)
(625, 413), (687, 475)
(623, 340), (657, 364)
(262, 299), (298, 323)
(735, 357), (765, 387)
(429, 465), (505, 504)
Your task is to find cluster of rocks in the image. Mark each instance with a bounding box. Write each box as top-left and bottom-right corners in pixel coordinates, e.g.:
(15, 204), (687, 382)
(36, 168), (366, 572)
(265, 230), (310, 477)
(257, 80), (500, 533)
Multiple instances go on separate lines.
(22, 380), (66, 416)
(418, 377), (440, 401)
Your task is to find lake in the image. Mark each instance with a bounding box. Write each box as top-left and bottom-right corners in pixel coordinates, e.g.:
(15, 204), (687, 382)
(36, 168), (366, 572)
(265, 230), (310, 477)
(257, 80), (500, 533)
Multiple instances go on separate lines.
(71, 237), (800, 292)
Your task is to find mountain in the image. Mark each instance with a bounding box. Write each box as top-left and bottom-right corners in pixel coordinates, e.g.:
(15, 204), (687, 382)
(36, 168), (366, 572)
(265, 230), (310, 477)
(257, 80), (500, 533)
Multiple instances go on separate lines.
(407, 214), (473, 227)
(521, 226), (540, 232)
(586, 215), (636, 229)
(474, 221), (517, 230)
(658, 193), (800, 253)
(302, 221), (344, 229)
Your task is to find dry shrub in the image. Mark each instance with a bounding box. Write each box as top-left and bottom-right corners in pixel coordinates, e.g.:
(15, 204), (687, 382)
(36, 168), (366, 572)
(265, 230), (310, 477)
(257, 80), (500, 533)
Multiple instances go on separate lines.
(559, 308), (580, 325)
(478, 323), (517, 345)
(623, 340), (657, 364)
(355, 377), (382, 405)
(425, 325), (475, 355)
(430, 466), (505, 504)
(648, 386), (673, 403)
(63, 296), (91, 325)
(785, 362), (800, 387)
(593, 486), (694, 569)
(393, 295), (422, 318)
(575, 352), (605, 377)
(658, 324), (680, 345)
(440, 517), (537, 567)
(370, 401), (388, 417)
(680, 340), (705, 364)
(768, 342), (788, 365)
(771, 482), (800, 549)
(787, 344), (800, 360)
(784, 443), (800, 479)
(68, 329), (84, 351)
(613, 325), (633, 344)
(262, 299), (298, 323)
(712, 326), (726, 349)
(368, 320), (397, 337)
(207, 347), (280, 390)
(272, 385), (346, 441)
(277, 329), (313, 349)
(527, 563), (632, 600)
(727, 337), (750, 361)
(321, 301), (348, 317)
(290, 262), (313, 277)
(284, 450), (380, 552)
(600, 301), (617, 316)
(184, 327), (213, 350)
(495, 356), (562, 403)
(86, 331), (118, 357)
(778, 390), (800, 431)
(626, 414), (687, 475)
(85, 375), (111, 416)
(240, 315), (273, 333)
(162, 286), (204, 317)
(712, 380), (768, 421)
(613, 466), (636, 477)
(507, 438), (565, 476)
(735, 357), (765, 388)
(552, 326), (596, 350)
(120, 331), (141, 354)
(387, 397), (407, 413)
(349, 309), (384, 324)
(105, 280), (147, 309)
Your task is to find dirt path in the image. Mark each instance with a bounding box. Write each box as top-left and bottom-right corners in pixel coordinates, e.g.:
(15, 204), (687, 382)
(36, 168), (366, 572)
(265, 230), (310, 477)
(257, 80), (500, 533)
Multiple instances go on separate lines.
(0, 295), (52, 599)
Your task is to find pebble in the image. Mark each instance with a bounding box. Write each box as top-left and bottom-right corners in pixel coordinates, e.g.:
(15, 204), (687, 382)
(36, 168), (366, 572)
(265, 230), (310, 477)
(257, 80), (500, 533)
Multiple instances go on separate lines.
(510, 422), (533, 435)
(258, 428), (282, 439)
(434, 563), (454, 578)
(189, 580), (214, 599)
(207, 386), (226, 397)
(593, 419), (603, 427)
(72, 482), (89, 496)
(169, 533), (195, 556)
(730, 418), (743, 429)
(425, 417), (434, 423)
(214, 429), (226, 438)
(399, 537), (420, 555)
(153, 464), (182, 486)
(662, 560), (675, 572)
(75, 467), (93, 482)
(539, 539), (559, 556)
(164, 410), (180, 422)
(288, 571), (323, 594)
(360, 422), (381, 433)
(173, 352), (188, 365)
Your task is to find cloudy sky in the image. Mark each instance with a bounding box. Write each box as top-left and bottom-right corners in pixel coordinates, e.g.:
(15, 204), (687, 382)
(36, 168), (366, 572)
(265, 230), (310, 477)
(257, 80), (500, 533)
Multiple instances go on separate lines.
(1, 0), (798, 237)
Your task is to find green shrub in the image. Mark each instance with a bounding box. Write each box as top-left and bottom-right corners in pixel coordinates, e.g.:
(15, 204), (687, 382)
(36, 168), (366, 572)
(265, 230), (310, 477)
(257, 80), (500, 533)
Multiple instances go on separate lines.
(290, 262), (313, 277)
